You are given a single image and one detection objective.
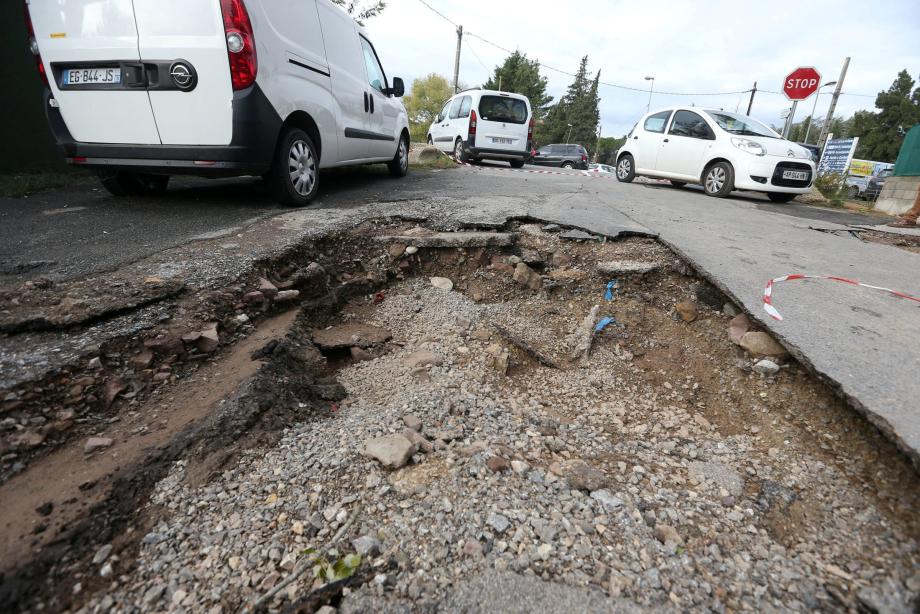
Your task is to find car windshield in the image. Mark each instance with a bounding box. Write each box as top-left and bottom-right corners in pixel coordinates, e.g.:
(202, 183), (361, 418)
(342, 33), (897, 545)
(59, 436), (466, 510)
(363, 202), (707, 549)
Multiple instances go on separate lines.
(705, 111), (779, 139)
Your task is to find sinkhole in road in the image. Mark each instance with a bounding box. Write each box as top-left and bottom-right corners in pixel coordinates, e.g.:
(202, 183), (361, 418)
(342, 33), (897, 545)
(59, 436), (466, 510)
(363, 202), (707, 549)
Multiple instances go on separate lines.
(5, 219), (920, 613)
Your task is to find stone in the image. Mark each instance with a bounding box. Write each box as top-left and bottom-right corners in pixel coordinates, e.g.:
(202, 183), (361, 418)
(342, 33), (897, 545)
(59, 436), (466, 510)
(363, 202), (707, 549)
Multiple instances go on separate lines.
(415, 145), (440, 163)
(405, 246), (419, 255)
(403, 350), (443, 368)
(740, 331), (789, 359)
(688, 461), (744, 497)
(462, 540), (483, 558)
(512, 263), (542, 291)
(84, 437), (114, 454)
(430, 277), (454, 291)
(521, 249), (542, 265)
(129, 350), (153, 369)
(275, 289), (300, 302)
(10, 430), (44, 448)
(471, 328), (491, 341)
(727, 313), (752, 345)
(92, 544), (113, 565)
(144, 335), (185, 356)
(403, 414), (422, 431)
(243, 291), (265, 304)
(313, 324), (392, 350)
(143, 583), (167, 605)
(388, 243), (407, 258)
(537, 543), (554, 560)
(723, 302), (739, 317)
(590, 490), (624, 511)
(363, 434), (416, 469)
(596, 260), (660, 276)
(485, 344), (510, 375)
(555, 459), (608, 491)
(196, 328), (220, 353)
(488, 512), (511, 533)
(654, 524), (683, 545)
(350, 347), (373, 362)
(542, 224), (561, 232)
(753, 359), (780, 375)
(258, 277), (278, 296)
(487, 456), (510, 473)
(376, 232), (516, 248)
(551, 252), (572, 267)
(352, 535), (382, 557)
(99, 562), (113, 578)
(675, 300), (698, 322)
(510, 460), (530, 474)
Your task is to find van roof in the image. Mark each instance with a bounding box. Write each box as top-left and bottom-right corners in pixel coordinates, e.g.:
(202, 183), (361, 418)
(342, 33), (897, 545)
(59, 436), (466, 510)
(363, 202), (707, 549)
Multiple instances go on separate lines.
(457, 88), (529, 101)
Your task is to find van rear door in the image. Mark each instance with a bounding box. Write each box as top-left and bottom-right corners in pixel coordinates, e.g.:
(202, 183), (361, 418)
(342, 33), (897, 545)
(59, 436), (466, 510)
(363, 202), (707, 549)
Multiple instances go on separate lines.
(474, 94), (529, 153)
(27, 0), (161, 145)
(133, 0), (233, 145)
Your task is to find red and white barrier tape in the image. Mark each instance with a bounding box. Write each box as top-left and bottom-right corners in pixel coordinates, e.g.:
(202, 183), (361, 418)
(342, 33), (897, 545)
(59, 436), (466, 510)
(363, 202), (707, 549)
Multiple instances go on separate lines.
(763, 274), (920, 321)
(450, 158), (660, 181)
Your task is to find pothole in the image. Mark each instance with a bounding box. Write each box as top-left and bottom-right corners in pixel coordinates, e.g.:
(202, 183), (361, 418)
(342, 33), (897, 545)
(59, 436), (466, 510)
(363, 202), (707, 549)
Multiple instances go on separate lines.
(4, 221), (919, 613)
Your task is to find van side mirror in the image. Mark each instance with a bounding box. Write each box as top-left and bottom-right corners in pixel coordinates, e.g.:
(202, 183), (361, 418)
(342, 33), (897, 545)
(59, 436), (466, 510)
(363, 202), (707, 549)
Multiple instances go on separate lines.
(388, 77), (405, 97)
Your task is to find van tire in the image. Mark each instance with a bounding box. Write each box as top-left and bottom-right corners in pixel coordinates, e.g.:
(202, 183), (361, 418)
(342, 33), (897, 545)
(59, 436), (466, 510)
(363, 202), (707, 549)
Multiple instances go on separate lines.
(510, 160), (525, 169)
(270, 128), (319, 207)
(97, 171), (169, 197)
(702, 161), (734, 198)
(454, 138), (469, 163)
(388, 133), (409, 177)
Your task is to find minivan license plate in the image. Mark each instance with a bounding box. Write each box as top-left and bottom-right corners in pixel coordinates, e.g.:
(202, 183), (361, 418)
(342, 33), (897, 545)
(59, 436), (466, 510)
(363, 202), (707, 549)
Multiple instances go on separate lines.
(492, 137), (513, 145)
(62, 68), (122, 86)
(782, 170), (807, 181)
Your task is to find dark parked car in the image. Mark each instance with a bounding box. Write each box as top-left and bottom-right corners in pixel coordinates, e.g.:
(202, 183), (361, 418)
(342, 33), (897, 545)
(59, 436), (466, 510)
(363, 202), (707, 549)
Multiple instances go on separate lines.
(796, 142), (821, 163)
(531, 144), (589, 169)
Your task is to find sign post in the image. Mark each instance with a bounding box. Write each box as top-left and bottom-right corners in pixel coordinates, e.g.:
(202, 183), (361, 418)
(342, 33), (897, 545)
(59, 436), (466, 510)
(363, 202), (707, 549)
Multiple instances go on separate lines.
(781, 67), (821, 140)
(817, 133), (859, 176)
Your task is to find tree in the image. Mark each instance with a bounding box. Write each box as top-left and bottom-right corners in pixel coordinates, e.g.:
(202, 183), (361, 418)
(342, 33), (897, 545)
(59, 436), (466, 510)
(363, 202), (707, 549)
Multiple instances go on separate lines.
(595, 136), (626, 165)
(483, 51), (553, 122)
(536, 56), (601, 154)
(403, 73), (453, 143)
(849, 70), (920, 162)
(331, 0), (386, 23)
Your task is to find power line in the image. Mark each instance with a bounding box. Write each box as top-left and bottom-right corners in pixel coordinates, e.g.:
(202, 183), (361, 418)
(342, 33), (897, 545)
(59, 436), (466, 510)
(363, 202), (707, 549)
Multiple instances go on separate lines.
(416, 0), (456, 26)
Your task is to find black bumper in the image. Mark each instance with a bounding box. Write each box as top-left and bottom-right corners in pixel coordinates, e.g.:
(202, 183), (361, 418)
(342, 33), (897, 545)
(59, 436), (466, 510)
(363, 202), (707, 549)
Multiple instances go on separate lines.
(46, 84), (281, 176)
(466, 144), (530, 161)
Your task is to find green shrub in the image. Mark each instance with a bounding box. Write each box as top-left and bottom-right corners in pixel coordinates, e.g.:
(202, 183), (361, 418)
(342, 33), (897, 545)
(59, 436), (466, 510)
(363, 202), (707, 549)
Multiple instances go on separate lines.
(813, 172), (847, 206)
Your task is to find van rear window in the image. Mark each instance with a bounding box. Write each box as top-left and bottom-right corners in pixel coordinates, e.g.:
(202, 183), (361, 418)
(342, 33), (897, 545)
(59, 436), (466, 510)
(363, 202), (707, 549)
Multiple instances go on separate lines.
(478, 96), (528, 124)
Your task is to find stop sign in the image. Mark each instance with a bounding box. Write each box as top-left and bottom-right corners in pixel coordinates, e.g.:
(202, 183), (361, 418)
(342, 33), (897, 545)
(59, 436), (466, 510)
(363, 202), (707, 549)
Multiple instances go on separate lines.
(783, 67), (822, 100)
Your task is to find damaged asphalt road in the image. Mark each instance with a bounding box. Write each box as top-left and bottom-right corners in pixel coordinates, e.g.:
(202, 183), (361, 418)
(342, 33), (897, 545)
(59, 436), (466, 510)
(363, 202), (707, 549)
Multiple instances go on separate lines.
(0, 162), (918, 612)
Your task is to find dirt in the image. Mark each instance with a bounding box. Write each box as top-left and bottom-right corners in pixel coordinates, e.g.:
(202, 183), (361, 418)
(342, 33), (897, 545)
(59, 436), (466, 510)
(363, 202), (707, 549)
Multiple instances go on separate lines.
(1, 219), (918, 612)
(858, 228), (920, 254)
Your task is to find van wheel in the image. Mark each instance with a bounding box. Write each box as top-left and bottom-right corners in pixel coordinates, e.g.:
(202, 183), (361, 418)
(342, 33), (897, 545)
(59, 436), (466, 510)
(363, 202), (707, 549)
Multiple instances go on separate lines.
(97, 171), (169, 196)
(616, 154), (635, 182)
(454, 138), (469, 163)
(510, 160), (525, 169)
(388, 133), (409, 177)
(271, 128), (319, 207)
(427, 135), (433, 146)
(702, 161), (734, 198)
(767, 192), (796, 203)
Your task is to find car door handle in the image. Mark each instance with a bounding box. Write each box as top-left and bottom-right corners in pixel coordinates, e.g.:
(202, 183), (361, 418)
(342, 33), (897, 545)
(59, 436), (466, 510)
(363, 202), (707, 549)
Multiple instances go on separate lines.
(363, 92), (369, 113)
(663, 138), (669, 143)
(633, 136), (638, 140)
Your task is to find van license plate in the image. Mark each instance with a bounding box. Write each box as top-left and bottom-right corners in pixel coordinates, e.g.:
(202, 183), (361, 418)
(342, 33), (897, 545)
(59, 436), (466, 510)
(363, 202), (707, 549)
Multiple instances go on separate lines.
(62, 68), (122, 86)
(492, 137), (513, 145)
(781, 170), (808, 181)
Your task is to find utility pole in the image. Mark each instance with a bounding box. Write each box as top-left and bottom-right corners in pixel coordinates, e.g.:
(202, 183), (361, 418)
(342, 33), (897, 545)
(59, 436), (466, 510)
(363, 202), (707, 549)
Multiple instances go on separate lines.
(817, 57), (849, 150)
(782, 100), (798, 139)
(452, 25), (463, 93)
(804, 81), (837, 144)
(746, 81), (757, 116)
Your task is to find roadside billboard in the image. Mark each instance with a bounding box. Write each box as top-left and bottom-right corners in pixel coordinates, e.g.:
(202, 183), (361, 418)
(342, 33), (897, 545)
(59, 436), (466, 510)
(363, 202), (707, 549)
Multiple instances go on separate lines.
(817, 134), (859, 175)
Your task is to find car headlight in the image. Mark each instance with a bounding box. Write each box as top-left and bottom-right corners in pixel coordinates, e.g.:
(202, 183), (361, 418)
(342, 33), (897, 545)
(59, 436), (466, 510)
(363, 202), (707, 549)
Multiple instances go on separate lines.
(731, 137), (765, 156)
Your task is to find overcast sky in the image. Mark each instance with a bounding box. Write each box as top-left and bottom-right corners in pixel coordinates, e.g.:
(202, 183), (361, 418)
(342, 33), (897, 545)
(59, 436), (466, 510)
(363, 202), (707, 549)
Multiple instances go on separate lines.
(365, 0), (920, 138)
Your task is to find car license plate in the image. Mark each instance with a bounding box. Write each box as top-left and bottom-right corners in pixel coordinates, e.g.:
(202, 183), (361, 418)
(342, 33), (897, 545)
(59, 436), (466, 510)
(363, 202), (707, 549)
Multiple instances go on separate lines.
(782, 170), (808, 181)
(62, 67), (122, 86)
(492, 137), (513, 145)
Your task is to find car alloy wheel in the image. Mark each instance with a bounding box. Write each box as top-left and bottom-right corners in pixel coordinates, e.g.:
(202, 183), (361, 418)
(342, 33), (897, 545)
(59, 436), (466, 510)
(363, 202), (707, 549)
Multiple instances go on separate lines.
(288, 139), (316, 197)
(398, 138), (408, 172)
(617, 158), (631, 179)
(705, 166), (726, 194)
(454, 139), (463, 161)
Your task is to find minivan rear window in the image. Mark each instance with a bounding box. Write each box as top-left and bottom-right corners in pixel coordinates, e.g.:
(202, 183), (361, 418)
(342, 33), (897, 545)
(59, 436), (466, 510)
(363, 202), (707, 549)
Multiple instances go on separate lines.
(478, 96), (528, 124)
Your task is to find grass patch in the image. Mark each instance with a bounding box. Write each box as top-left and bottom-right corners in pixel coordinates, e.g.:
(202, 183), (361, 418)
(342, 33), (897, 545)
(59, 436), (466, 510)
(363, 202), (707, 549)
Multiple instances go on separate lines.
(0, 171), (92, 198)
(410, 154), (457, 170)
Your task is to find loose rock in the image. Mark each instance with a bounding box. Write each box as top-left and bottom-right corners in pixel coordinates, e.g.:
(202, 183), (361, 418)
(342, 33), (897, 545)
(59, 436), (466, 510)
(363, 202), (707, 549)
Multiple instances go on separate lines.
(363, 434), (416, 469)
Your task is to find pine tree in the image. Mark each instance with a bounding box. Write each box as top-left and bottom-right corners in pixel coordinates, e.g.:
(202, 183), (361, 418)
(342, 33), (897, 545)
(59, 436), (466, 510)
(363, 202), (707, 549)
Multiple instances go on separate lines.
(851, 70), (920, 162)
(536, 56), (601, 153)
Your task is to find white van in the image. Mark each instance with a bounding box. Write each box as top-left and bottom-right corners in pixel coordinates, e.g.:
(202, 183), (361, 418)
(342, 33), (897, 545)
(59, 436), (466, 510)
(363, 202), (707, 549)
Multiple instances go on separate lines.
(427, 89), (532, 168)
(24, 0), (410, 206)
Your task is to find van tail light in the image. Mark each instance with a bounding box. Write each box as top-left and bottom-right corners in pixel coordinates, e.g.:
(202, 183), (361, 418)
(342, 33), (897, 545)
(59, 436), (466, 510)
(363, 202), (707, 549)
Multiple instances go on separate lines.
(581, 154), (588, 162)
(23, 2), (48, 87)
(527, 117), (534, 143)
(220, 0), (257, 90)
(468, 109), (477, 142)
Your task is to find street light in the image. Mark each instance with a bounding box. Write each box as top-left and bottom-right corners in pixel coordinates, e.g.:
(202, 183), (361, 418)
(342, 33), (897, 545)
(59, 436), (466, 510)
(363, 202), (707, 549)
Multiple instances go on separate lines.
(803, 81), (837, 144)
(565, 123), (573, 144)
(644, 76), (655, 112)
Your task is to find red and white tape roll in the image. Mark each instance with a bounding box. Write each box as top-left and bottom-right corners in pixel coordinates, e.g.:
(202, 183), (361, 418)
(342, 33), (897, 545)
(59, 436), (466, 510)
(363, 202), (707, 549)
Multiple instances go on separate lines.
(763, 274), (920, 321)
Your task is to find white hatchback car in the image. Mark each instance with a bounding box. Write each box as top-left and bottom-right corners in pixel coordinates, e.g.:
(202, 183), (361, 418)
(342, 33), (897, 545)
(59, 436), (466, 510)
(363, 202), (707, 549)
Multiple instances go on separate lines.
(427, 89), (532, 167)
(26, 0), (410, 206)
(615, 107), (815, 202)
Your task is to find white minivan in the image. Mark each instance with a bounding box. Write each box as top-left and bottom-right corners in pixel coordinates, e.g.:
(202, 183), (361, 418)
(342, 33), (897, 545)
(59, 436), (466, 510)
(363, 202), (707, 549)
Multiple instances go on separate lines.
(615, 107), (816, 202)
(24, 0), (410, 206)
(427, 89), (532, 168)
